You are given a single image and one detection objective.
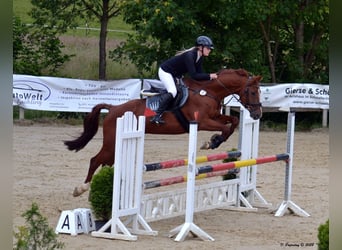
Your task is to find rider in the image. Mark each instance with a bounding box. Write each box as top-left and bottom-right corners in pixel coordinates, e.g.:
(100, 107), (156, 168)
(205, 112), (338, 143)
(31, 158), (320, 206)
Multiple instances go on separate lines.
(150, 35), (218, 124)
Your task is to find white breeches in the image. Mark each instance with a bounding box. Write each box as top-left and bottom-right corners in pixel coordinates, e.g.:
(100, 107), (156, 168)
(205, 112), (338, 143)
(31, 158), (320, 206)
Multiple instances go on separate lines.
(158, 67), (177, 98)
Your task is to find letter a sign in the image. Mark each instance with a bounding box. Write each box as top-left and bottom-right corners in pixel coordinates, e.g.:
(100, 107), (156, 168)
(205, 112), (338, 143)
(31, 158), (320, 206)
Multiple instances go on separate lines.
(55, 210), (85, 235)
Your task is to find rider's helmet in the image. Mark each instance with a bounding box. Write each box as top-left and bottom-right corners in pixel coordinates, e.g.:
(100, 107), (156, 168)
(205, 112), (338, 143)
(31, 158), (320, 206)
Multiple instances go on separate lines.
(195, 36), (214, 49)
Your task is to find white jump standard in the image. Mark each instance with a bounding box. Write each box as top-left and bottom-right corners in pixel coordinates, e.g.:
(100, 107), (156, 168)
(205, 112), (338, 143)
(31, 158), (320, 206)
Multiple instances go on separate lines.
(91, 112), (157, 241)
(169, 119), (215, 241)
(91, 108), (309, 242)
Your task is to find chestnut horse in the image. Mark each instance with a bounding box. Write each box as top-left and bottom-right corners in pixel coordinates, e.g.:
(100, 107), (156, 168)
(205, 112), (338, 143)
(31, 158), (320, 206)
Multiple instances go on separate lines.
(65, 69), (262, 196)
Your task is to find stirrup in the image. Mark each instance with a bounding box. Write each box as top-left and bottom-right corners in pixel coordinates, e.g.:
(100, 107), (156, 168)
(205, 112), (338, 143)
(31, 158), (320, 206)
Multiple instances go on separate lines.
(150, 114), (165, 124)
(141, 89), (159, 97)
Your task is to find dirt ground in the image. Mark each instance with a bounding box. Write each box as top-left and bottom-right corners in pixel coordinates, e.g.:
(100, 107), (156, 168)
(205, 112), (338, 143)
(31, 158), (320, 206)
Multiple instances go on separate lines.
(12, 122), (329, 250)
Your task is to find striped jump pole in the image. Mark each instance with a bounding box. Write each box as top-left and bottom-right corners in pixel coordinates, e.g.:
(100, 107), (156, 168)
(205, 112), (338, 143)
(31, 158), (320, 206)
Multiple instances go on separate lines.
(197, 153), (289, 174)
(144, 153), (289, 190)
(144, 168), (241, 189)
(144, 151), (241, 171)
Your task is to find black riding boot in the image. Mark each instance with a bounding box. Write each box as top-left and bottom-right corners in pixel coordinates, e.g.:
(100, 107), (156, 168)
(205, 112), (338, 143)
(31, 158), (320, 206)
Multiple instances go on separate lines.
(150, 92), (173, 124)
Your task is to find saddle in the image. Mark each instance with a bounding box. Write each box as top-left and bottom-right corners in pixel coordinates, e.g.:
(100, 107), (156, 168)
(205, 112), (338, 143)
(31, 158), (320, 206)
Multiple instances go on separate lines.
(142, 79), (189, 112)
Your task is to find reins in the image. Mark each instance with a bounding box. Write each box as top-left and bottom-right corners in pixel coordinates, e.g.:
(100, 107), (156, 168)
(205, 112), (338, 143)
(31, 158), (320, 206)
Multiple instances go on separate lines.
(218, 75), (262, 108)
(188, 71), (262, 109)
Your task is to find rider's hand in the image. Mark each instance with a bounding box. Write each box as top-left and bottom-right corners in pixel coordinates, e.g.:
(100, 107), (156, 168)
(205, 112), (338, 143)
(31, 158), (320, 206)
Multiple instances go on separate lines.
(210, 73), (218, 80)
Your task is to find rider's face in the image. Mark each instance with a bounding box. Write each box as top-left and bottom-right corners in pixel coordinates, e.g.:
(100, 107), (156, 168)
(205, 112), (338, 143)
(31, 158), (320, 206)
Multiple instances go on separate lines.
(202, 46), (212, 56)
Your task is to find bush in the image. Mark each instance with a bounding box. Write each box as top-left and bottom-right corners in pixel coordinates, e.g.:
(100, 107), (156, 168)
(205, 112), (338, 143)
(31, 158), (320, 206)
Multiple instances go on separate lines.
(317, 219), (329, 250)
(13, 202), (64, 249)
(222, 148), (240, 180)
(89, 166), (114, 221)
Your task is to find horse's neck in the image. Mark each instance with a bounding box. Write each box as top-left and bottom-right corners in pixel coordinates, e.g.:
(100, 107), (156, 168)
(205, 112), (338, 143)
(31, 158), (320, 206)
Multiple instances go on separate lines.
(185, 79), (209, 90)
(217, 72), (247, 95)
(185, 75), (245, 99)
(210, 78), (244, 97)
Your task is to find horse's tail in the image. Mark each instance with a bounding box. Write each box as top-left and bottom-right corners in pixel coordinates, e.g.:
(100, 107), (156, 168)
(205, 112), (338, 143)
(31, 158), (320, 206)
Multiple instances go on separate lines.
(64, 103), (112, 151)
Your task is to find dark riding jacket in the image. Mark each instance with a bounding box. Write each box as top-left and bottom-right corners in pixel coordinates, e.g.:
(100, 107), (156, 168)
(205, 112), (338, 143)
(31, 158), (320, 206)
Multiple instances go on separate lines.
(160, 48), (211, 81)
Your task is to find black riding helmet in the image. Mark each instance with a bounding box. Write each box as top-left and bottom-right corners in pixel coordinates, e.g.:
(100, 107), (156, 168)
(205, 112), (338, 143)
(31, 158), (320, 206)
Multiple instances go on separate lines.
(195, 35), (214, 49)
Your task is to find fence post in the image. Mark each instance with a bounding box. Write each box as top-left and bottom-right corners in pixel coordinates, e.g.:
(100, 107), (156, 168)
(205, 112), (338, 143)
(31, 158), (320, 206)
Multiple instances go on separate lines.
(322, 109), (328, 127)
(19, 107), (25, 119)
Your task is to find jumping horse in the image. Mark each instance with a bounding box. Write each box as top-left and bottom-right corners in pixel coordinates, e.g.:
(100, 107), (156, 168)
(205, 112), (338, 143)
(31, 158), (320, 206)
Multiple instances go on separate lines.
(64, 68), (262, 196)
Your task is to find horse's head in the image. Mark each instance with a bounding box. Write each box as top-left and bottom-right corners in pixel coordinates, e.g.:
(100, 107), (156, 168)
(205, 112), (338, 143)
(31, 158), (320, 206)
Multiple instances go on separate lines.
(216, 69), (262, 120)
(238, 75), (262, 120)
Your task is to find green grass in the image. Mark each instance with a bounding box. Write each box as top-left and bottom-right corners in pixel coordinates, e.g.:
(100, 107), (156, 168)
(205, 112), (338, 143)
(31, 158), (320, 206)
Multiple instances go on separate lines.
(14, 0), (140, 80)
(13, 0), (33, 23)
(58, 35), (140, 80)
(13, 0), (132, 39)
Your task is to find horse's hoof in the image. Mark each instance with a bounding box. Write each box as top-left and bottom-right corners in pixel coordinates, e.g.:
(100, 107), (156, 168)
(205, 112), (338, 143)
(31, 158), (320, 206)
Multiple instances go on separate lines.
(209, 134), (224, 149)
(200, 141), (210, 150)
(210, 133), (220, 140)
(73, 187), (82, 197)
(72, 183), (90, 197)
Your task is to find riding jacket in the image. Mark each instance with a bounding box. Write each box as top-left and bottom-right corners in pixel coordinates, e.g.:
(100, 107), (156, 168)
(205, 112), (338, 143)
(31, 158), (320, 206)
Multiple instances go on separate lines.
(160, 48), (211, 81)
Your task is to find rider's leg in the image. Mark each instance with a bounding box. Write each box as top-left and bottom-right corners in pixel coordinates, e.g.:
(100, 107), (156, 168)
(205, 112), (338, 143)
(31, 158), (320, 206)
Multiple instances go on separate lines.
(150, 92), (173, 124)
(159, 67), (177, 97)
(150, 68), (177, 124)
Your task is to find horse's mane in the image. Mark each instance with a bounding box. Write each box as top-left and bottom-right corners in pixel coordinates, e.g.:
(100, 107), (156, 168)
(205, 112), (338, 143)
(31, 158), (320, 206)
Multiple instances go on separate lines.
(218, 68), (249, 77)
(185, 68), (249, 87)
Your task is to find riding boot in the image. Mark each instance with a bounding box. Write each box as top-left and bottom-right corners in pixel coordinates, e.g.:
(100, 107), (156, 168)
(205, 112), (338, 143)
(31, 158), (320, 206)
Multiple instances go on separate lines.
(150, 92), (173, 124)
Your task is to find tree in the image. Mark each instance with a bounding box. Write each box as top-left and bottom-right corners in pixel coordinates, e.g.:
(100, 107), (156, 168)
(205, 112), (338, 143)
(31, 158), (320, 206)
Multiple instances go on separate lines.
(79, 0), (122, 80)
(110, 0), (212, 77)
(251, 0), (329, 83)
(13, 15), (72, 76)
(16, 0), (122, 79)
(111, 0), (328, 83)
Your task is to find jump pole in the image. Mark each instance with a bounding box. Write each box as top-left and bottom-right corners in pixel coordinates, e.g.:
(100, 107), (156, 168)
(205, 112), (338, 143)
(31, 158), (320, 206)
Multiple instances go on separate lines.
(143, 153), (289, 189)
(169, 116), (215, 242)
(144, 150), (241, 171)
(275, 111), (310, 217)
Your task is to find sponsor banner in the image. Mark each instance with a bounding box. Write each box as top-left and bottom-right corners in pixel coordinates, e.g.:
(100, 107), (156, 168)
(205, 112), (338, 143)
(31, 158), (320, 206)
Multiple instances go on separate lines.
(13, 75), (141, 112)
(224, 83), (329, 109)
(13, 75), (329, 112)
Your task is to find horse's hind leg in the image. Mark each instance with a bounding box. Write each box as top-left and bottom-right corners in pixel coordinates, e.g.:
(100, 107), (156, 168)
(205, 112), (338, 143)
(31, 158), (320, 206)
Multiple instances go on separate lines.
(73, 147), (114, 197)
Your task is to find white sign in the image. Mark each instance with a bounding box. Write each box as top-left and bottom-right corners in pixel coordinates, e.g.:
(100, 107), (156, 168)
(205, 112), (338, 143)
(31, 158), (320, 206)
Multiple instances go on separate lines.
(225, 83), (329, 109)
(13, 75), (141, 112)
(13, 75), (329, 112)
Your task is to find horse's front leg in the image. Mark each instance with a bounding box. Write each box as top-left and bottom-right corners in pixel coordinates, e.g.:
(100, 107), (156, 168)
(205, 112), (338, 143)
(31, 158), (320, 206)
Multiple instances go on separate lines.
(200, 115), (239, 150)
(216, 114), (239, 139)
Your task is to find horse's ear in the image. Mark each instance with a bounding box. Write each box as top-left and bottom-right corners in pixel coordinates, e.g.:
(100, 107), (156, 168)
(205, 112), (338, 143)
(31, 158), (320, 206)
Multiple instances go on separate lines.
(255, 75), (263, 82)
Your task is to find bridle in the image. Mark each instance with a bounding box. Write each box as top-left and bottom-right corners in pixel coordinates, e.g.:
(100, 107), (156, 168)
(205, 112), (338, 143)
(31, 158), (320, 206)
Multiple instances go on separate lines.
(216, 75), (262, 109)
